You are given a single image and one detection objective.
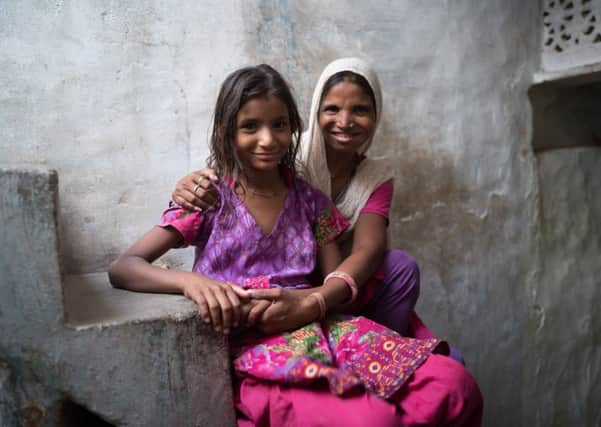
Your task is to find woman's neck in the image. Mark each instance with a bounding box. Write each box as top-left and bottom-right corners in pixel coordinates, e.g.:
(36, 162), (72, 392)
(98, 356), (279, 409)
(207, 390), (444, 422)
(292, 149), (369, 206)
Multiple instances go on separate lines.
(325, 147), (356, 179)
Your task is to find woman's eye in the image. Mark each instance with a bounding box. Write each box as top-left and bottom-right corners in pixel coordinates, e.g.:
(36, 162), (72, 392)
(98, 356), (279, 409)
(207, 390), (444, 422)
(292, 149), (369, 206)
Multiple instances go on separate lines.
(322, 105), (339, 114)
(353, 106), (370, 115)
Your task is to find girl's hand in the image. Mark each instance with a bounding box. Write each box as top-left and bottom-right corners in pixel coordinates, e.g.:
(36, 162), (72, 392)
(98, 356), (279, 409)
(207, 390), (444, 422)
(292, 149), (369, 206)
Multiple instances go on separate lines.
(180, 274), (249, 334)
(172, 168), (220, 212)
(246, 288), (320, 334)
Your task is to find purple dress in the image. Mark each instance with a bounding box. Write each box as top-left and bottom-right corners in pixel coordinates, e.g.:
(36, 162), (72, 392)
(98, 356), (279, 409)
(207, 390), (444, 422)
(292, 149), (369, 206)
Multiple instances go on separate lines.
(158, 175), (443, 402)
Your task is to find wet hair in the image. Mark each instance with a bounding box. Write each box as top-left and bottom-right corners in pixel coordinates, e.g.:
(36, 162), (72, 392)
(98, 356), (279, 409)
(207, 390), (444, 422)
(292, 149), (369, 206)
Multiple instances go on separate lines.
(319, 71), (377, 118)
(207, 64), (303, 179)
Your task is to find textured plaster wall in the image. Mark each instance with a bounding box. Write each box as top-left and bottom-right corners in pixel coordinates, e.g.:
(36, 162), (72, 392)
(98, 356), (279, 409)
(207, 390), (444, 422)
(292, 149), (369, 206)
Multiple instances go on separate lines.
(0, 0), (252, 273)
(3, 0), (599, 426)
(526, 148), (601, 427)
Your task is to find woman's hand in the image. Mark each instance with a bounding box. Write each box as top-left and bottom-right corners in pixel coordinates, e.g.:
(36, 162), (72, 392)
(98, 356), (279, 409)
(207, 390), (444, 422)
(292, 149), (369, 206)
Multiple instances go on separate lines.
(172, 168), (220, 212)
(240, 299), (273, 328)
(180, 273), (249, 335)
(246, 288), (320, 335)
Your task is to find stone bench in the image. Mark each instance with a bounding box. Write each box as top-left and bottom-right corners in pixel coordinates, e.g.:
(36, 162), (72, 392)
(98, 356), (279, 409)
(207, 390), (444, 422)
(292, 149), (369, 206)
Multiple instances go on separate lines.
(0, 167), (235, 427)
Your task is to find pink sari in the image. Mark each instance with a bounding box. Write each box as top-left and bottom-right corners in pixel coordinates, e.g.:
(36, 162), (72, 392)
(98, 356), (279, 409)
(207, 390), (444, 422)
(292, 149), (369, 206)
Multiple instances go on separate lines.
(234, 313), (483, 427)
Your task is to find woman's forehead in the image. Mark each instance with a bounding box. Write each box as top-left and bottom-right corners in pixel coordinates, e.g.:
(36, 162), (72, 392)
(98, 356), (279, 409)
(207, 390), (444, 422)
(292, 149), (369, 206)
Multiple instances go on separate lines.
(321, 81), (373, 103)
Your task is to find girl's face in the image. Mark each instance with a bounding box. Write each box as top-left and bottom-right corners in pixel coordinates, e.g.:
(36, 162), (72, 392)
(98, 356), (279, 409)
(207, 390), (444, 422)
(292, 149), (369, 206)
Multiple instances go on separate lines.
(235, 96), (292, 173)
(318, 81), (376, 155)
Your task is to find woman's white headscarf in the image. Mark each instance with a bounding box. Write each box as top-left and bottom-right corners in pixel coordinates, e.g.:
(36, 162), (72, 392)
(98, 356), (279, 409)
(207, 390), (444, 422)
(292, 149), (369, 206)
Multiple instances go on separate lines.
(300, 57), (393, 231)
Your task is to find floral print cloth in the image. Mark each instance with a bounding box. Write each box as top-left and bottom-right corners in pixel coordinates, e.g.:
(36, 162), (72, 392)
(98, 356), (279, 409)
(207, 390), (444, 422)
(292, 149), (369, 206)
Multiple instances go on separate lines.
(159, 174), (443, 402)
(232, 315), (441, 400)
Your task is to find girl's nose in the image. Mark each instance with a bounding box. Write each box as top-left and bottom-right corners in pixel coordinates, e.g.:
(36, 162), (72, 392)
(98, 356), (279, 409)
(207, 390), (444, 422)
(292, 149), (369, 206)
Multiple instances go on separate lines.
(258, 127), (276, 147)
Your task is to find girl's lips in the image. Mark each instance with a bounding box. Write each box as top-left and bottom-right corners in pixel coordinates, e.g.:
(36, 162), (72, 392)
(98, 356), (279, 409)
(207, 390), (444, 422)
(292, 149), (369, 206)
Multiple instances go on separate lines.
(252, 152), (281, 159)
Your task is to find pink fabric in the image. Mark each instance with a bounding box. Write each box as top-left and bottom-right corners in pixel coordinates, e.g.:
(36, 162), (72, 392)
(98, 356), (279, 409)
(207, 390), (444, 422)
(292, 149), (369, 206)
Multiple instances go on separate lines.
(235, 379), (403, 427)
(359, 179), (393, 219)
(235, 355), (483, 427)
(396, 355), (483, 426)
(408, 312), (435, 340)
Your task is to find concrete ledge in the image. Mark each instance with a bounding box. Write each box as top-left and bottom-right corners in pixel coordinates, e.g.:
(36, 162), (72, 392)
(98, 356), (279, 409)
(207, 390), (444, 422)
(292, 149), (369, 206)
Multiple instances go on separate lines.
(1, 167), (236, 426)
(64, 272), (198, 329)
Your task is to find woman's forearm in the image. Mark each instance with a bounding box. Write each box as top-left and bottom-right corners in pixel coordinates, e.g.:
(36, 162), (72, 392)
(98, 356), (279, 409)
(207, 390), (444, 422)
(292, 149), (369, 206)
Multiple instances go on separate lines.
(332, 244), (385, 289)
(334, 212), (388, 288)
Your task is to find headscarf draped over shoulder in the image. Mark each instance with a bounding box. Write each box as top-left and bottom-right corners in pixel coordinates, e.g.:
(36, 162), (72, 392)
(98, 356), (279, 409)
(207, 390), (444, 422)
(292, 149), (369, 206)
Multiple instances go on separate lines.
(300, 57), (393, 230)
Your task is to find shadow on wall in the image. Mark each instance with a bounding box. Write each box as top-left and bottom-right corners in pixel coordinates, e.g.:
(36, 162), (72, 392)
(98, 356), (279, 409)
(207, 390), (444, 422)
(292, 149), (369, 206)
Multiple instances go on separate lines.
(529, 70), (601, 153)
(382, 121), (515, 342)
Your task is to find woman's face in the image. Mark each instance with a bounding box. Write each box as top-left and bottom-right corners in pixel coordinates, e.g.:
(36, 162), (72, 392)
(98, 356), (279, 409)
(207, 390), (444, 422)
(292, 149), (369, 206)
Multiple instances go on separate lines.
(318, 81), (376, 155)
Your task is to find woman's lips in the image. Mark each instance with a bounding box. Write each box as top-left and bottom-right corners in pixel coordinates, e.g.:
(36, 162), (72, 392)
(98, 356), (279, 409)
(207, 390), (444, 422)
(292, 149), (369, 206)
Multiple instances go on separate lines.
(331, 132), (357, 143)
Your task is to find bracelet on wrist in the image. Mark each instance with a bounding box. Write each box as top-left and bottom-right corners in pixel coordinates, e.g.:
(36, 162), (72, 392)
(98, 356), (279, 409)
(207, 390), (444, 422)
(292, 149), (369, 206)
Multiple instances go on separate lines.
(324, 270), (358, 304)
(307, 292), (327, 320)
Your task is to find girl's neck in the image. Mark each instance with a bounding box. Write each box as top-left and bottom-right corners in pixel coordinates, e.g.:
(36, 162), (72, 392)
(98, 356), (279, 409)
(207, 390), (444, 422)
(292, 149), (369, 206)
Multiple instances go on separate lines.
(238, 168), (286, 196)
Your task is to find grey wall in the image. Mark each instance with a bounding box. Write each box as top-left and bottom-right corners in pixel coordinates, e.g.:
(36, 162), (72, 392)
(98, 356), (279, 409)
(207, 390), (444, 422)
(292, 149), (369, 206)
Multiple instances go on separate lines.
(2, 1), (600, 426)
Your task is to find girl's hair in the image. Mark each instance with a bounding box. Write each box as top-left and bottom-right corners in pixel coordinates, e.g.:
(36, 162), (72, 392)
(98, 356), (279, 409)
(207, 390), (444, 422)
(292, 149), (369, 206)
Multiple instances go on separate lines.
(207, 64), (303, 179)
(319, 71), (377, 118)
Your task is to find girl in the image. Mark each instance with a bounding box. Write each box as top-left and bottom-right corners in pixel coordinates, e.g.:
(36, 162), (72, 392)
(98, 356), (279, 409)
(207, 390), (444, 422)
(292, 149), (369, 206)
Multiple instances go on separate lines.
(110, 64), (481, 426)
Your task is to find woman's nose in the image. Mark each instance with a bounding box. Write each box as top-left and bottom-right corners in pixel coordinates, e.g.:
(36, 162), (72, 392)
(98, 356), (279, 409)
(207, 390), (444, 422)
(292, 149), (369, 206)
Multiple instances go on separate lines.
(336, 111), (352, 128)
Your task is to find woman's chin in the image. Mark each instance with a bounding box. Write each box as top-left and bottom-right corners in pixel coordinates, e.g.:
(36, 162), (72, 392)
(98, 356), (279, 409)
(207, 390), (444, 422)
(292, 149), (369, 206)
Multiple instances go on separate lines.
(328, 142), (361, 155)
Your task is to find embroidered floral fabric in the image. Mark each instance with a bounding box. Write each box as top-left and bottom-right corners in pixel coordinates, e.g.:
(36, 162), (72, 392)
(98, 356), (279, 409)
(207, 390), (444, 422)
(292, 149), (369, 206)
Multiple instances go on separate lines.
(232, 315), (442, 400)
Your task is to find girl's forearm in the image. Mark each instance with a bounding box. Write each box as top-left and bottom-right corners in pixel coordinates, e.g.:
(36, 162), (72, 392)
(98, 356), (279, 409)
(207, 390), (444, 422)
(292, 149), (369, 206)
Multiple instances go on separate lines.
(108, 255), (189, 294)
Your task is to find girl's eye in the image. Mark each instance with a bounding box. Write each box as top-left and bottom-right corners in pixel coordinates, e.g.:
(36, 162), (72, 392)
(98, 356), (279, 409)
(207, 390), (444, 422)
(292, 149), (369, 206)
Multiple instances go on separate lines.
(273, 119), (289, 129)
(240, 121), (257, 131)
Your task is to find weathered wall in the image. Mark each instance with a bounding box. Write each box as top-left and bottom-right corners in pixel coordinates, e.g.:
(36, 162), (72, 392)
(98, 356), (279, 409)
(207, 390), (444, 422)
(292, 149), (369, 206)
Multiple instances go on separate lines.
(0, 0), (253, 272)
(4, 0), (600, 426)
(526, 148), (601, 427)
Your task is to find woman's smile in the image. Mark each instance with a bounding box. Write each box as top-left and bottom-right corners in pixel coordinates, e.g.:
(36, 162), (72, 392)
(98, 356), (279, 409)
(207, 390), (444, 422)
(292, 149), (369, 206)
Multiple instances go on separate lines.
(330, 130), (361, 144)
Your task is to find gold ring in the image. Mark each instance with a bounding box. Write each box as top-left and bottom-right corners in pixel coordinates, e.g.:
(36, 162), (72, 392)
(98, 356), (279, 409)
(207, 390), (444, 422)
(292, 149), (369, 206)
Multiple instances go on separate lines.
(193, 183), (201, 195)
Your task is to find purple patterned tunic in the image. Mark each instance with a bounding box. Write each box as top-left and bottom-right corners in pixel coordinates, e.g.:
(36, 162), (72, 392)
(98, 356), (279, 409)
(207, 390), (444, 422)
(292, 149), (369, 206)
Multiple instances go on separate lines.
(159, 175), (443, 401)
